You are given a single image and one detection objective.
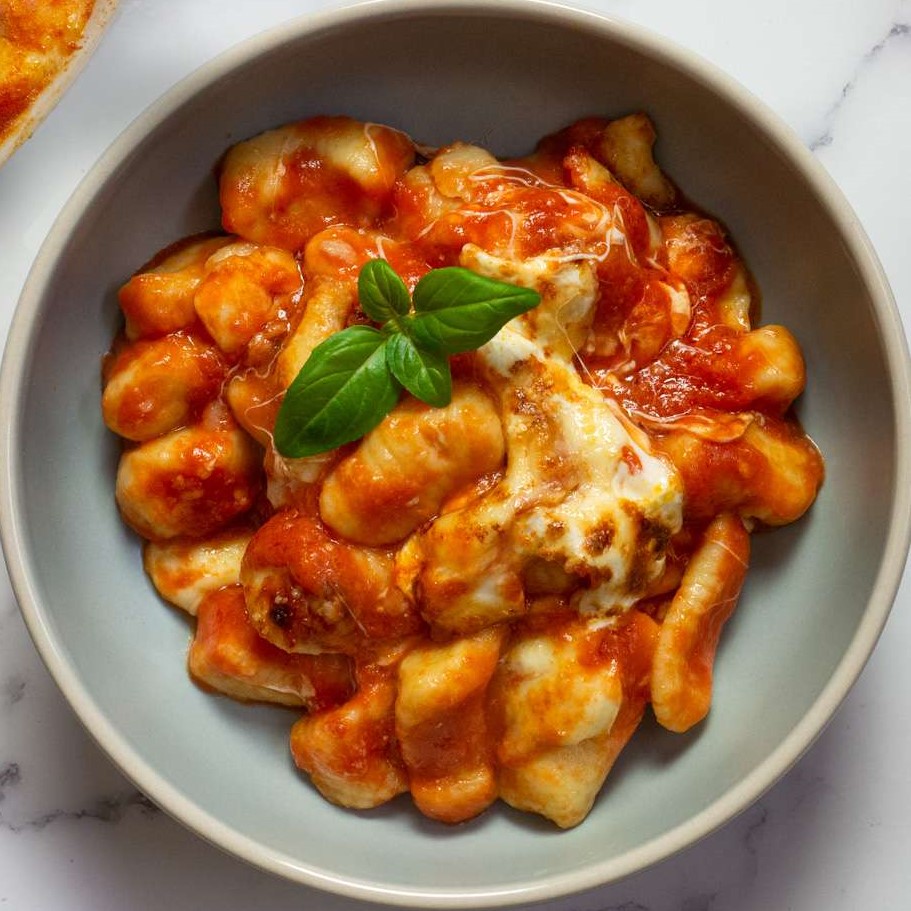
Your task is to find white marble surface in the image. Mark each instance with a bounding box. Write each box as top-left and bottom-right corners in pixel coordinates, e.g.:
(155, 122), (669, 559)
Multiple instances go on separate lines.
(1, 0), (909, 908)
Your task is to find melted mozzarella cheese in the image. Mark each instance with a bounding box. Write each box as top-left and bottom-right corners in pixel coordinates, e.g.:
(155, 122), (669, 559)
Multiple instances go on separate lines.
(402, 250), (683, 631)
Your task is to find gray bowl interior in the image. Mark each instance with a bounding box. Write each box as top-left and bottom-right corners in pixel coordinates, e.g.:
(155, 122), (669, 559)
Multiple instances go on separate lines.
(5, 4), (904, 904)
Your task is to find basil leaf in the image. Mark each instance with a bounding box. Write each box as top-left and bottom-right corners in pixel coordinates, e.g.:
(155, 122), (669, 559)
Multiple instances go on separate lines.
(274, 264), (540, 457)
(410, 267), (540, 354)
(273, 325), (401, 457)
(358, 258), (411, 323)
(385, 332), (452, 407)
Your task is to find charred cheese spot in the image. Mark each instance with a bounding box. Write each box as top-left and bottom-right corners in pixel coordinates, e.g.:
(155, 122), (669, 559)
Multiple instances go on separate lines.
(241, 511), (422, 654)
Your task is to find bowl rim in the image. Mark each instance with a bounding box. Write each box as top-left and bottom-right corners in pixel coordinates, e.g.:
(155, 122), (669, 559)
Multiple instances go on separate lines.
(1, 0), (910, 906)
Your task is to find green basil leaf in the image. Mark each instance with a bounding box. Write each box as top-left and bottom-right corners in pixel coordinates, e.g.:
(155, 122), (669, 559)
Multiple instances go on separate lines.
(410, 266), (540, 354)
(358, 258), (411, 323)
(385, 332), (452, 407)
(274, 264), (541, 457)
(273, 325), (401, 457)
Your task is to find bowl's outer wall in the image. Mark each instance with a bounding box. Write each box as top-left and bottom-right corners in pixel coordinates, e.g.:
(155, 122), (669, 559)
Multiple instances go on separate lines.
(4, 3), (904, 904)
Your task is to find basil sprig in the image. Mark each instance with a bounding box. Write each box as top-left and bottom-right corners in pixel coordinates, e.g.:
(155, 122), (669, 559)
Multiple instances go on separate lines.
(273, 259), (540, 457)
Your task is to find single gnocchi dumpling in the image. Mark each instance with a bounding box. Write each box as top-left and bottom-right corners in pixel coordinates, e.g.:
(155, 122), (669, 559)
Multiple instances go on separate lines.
(395, 626), (505, 823)
(651, 514), (750, 732)
(319, 383), (506, 546)
(189, 585), (354, 708)
(102, 333), (227, 441)
(193, 242), (302, 356)
(493, 610), (658, 828)
(115, 407), (261, 541)
(118, 235), (234, 339)
(143, 526), (254, 615)
(653, 416), (824, 525)
(219, 115), (415, 251)
(290, 642), (413, 809)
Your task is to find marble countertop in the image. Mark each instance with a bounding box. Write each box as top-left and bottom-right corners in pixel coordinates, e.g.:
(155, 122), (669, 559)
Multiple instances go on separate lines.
(1, 1), (909, 908)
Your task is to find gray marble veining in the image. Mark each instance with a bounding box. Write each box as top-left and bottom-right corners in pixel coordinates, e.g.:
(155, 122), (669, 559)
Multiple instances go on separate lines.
(810, 18), (911, 150)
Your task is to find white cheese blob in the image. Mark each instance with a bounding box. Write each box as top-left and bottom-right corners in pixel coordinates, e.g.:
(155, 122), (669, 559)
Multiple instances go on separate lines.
(401, 246), (683, 630)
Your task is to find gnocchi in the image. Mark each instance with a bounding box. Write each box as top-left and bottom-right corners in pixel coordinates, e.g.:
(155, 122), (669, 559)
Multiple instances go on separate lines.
(102, 114), (823, 829)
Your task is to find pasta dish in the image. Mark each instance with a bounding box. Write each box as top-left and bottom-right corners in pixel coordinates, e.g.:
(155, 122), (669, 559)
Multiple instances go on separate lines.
(101, 114), (823, 827)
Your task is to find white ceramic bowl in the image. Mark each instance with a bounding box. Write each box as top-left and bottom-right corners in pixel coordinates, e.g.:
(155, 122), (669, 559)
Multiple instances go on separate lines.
(1, 1), (909, 906)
